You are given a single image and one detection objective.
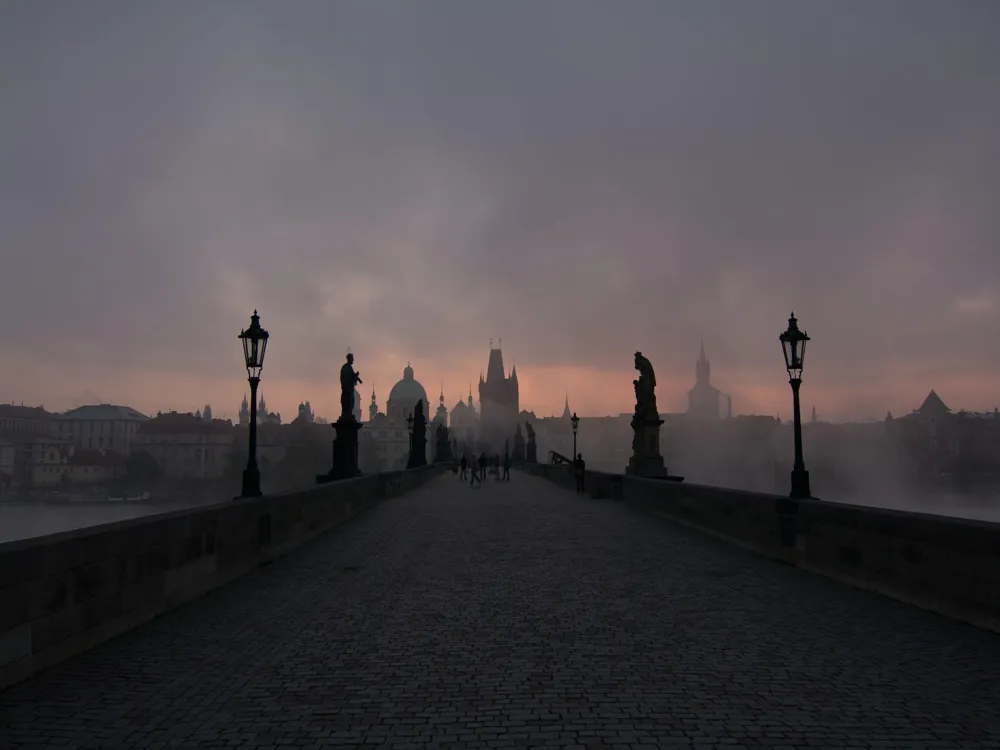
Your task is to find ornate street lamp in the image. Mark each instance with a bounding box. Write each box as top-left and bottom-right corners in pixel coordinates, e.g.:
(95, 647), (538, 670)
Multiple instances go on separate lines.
(779, 312), (811, 499)
(571, 411), (580, 460)
(237, 310), (269, 498)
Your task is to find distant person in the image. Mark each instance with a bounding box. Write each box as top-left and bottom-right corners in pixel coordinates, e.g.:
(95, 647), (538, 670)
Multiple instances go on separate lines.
(574, 453), (586, 494)
(460, 455), (468, 480)
(479, 453), (487, 481)
(469, 453), (481, 487)
(502, 453), (511, 481)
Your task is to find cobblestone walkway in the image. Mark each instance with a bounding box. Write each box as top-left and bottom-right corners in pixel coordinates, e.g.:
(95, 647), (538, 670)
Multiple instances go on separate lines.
(2, 472), (999, 749)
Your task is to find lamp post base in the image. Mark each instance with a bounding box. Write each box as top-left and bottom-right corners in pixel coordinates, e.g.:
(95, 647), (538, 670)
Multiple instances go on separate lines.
(240, 466), (261, 498)
(790, 468), (811, 499)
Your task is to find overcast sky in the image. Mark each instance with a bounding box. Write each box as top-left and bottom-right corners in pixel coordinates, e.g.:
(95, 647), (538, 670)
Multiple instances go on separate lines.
(2, 1), (998, 422)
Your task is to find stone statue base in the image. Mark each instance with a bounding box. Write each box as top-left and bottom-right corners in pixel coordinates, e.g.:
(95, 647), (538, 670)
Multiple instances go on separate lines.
(626, 415), (668, 478)
(316, 417), (363, 483)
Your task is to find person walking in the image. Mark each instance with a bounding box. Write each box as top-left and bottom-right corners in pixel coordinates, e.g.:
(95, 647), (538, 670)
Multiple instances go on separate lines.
(502, 452), (511, 481)
(469, 453), (481, 487)
(574, 453), (586, 494)
(460, 454), (468, 480)
(478, 453), (487, 482)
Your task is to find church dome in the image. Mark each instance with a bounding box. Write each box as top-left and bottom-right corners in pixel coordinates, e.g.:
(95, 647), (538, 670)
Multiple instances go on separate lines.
(388, 364), (429, 411)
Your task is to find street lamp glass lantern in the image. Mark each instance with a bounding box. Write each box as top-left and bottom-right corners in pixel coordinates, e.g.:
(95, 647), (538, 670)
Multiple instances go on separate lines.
(779, 312), (809, 381)
(238, 310), (269, 379)
(571, 412), (579, 435)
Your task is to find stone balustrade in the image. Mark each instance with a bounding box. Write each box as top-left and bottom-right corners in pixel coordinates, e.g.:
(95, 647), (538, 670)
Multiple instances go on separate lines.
(519, 462), (1000, 632)
(0, 464), (446, 690)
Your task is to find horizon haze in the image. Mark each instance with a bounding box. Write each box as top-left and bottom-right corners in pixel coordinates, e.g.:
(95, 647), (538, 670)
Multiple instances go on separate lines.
(2, 1), (999, 422)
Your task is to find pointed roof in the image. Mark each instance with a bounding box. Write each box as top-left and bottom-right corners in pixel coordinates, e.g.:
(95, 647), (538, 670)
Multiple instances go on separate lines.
(486, 344), (506, 383)
(918, 389), (950, 415)
(562, 394), (571, 419)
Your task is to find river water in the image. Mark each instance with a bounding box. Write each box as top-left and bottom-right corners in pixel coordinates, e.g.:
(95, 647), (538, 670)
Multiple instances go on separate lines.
(0, 495), (228, 544)
(0, 482), (997, 545)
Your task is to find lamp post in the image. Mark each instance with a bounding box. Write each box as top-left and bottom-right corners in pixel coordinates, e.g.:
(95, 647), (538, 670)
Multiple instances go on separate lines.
(238, 310), (269, 498)
(571, 411), (580, 459)
(779, 312), (811, 499)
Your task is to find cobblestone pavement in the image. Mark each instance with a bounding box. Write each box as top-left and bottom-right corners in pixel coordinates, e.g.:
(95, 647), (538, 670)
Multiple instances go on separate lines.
(2, 472), (1000, 749)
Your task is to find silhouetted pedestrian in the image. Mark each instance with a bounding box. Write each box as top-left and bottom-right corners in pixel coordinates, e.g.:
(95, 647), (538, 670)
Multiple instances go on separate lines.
(460, 455), (468, 480)
(502, 452), (511, 481)
(574, 453), (586, 494)
(469, 454), (481, 486)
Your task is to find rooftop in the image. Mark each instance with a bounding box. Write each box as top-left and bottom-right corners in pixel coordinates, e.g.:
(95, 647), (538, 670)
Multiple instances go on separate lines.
(0, 404), (53, 419)
(60, 404), (149, 421)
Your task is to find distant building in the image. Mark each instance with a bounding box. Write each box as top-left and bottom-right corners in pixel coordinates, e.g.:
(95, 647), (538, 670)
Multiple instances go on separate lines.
(478, 341), (519, 450)
(134, 412), (235, 479)
(56, 403), (149, 454)
(888, 389), (1000, 478)
(297, 401), (316, 423)
(0, 438), (14, 491)
(239, 393), (281, 426)
(386, 364), (429, 424)
(359, 365), (431, 472)
(359, 380), (411, 473)
(449, 386), (478, 448)
(432, 386), (449, 430)
(0, 404), (72, 488)
(686, 343), (731, 420)
(33, 447), (127, 487)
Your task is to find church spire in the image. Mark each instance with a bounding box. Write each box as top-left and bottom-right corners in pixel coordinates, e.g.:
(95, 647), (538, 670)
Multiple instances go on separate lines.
(696, 341), (710, 384)
(562, 394), (571, 419)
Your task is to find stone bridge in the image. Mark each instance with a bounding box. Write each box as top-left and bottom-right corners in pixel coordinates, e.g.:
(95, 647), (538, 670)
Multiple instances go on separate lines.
(1, 470), (999, 748)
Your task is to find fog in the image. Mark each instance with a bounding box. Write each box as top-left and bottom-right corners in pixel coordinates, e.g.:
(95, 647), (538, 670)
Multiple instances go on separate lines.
(2, 1), (999, 422)
(1, 2), (999, 536)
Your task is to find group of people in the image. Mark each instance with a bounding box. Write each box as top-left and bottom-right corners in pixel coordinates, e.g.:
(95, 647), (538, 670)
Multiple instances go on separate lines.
(455, 452), (511, 486)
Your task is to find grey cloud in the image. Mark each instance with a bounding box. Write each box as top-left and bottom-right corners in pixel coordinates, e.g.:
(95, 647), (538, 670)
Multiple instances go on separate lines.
(1, 1), (999, 412)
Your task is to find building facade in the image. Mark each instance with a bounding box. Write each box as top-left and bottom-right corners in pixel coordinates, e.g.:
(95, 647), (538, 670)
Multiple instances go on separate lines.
(56, 404), (149, 454)
(133, 412), (235, 480)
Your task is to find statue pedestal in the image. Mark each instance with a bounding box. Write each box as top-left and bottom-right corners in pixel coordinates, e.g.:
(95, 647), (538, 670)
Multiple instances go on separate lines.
(626, 415), (668, 478)
(317, 417), (363, 483)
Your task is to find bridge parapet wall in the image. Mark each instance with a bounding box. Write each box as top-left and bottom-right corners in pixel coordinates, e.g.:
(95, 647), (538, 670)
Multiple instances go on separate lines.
(0, 464), (446, 691)
(520, 463), (1000, 632)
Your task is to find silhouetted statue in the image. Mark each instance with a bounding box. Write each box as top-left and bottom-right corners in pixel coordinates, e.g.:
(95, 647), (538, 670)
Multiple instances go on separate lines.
(435, 423), (452, 463)
(633, 351), (658, 419)
(513, 422), (526, 462)
(340, 353), (362, 422)
(408, 400), (428, 469)
(627, 350), (669, 479)
(525, 421), (537, 463)
(318, 353), (364, 483)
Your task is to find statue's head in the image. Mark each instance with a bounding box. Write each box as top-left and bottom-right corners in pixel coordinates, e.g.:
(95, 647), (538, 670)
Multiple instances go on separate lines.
(635, 351), (642, 360)
(346, 352), (354, 365)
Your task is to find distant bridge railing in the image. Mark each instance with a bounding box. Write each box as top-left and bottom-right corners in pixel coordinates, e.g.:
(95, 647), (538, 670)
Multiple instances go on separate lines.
(549, 450), (573, 466)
